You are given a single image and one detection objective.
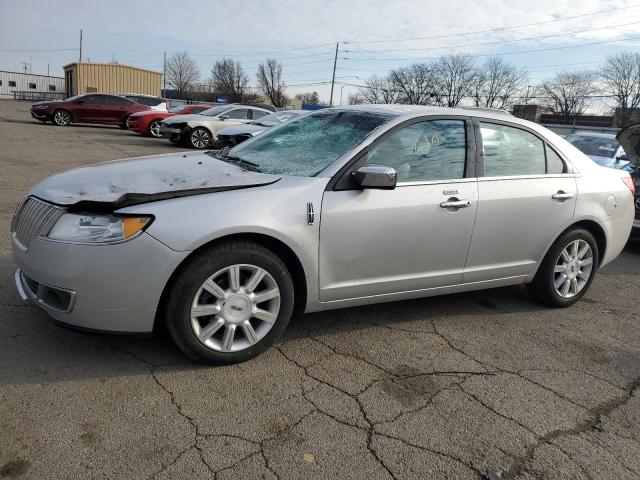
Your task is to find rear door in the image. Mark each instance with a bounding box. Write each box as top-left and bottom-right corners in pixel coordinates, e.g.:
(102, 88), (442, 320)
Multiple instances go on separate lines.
(103, 95), (134, 123)
(319, 117), (479, 302)
(463, 120), (577, 283)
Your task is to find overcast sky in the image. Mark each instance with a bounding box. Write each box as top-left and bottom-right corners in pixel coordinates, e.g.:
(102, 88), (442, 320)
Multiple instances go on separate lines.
(1, 0), (639, 104)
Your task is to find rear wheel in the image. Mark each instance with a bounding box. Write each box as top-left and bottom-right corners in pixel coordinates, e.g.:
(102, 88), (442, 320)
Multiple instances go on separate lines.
(165, 241), (294, 364)
(148, 119), (163, 137)
(189, 127), (211, 149)
(119, 116), (129, 129)
(527, 228), (598, 307)
(53, 109), (71, 126)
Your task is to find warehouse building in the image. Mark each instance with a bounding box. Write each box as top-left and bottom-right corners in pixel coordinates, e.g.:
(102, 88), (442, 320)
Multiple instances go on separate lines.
(63, 62), (161, 97)
(0, 71), (65, 101)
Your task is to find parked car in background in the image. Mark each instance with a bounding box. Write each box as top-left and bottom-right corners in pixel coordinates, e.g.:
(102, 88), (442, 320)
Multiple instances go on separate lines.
(161, 103), (276, 149)
(617, 122), (640, 237)
(217, 110), (305, 147)
(127, 104), (213, 137)
(11, 106), (635, 364)
(30, 93), (149, 128)
(120, 94), (168, 112)
(565, 132), (629, 169)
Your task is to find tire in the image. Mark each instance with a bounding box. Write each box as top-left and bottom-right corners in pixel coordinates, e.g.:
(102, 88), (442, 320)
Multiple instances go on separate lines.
(189, 127), (212, 149)
(53, 109), (71, 126)
(119, 116), (129, 129)
(165, 240), (294, 364)
(148, 119), (163, 138)
(527, 228), (598, 308)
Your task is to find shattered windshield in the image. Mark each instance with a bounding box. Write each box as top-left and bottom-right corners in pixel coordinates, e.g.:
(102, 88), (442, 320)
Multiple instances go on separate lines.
(228, 110), (396, 176)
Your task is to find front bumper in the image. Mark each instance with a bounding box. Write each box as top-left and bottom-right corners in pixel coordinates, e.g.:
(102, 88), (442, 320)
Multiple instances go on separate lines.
(31, 110), (49, 120)
(12, 232), (190, 332)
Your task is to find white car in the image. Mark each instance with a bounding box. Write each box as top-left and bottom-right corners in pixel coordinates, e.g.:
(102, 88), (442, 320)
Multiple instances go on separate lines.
(120, 94), (168, 113)
(161, 104), (275, 149)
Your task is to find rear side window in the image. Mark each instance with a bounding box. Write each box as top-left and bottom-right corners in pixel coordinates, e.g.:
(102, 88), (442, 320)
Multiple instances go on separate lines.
(368, 119), (467, 182)
(107, 96), (133, 106)
(225, 109), (249, 119)
(252, 110), (269, 119)
(480, 122), (546, 176)
(546, 145), (566, 174)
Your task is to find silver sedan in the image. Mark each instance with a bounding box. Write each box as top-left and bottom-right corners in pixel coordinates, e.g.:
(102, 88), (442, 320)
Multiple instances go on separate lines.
(11, 105), (636, 363)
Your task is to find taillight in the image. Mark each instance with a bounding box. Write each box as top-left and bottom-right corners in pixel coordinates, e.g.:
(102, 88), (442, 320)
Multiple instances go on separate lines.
(622, 176), (636, 195)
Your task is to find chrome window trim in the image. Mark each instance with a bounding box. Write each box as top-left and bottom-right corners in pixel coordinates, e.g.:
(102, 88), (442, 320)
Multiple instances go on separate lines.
(396, 177), (478, 187)
(476, 173), (580, 182)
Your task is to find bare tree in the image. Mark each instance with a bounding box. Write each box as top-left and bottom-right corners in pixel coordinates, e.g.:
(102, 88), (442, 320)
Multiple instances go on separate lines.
(210, 58), (249, 102)
(388, 63), (435, 105)
(256, 58), (287, 107)
(166, 52), (201, 98)
(432, 54), (476, 107)
(540, 71), (599, 121)
(347, 92), (364, 105)
(472, 57), (528, 109)
(357, 75), (400, 104)
(295, 91), (320, 105)
(599, 52), (640, 126)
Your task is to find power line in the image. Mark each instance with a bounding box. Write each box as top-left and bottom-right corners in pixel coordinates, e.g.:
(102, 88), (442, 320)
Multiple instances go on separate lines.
(343, 3), (640, 45)
(342, 35), (640, 62)
(345, 21), (640, 54)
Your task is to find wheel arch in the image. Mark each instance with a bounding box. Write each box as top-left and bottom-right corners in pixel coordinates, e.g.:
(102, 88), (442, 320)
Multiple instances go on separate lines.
(535, 219), (607, 279)
(153, 232), (308, 333)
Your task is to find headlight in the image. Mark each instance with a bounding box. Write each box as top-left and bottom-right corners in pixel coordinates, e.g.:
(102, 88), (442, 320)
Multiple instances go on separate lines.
(46, 213), (152, 244)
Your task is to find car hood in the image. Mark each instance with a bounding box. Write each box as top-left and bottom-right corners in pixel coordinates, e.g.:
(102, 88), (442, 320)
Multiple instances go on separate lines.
(162, 114), (207, 124)
(28, 151), (281, 210)
(218, 123), (268, 136)
(617, 122), (640, 168)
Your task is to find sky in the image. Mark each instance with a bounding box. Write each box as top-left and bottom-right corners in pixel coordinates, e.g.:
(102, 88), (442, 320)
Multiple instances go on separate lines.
(1, 0), (640, 106)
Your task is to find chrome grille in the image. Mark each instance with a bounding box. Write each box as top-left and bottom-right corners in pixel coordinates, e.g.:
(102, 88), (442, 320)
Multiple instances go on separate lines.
(11, 197), (64, 249)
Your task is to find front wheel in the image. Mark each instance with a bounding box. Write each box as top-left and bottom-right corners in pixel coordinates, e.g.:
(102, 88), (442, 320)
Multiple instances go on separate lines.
(53, 109), (71, 126)
(527, 228), (598, 307)
(148, 120), (163, 137)
(189, 127), (211, 149)
(165, 241), (294, 364)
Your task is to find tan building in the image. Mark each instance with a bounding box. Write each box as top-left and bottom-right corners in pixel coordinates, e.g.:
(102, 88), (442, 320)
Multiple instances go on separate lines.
(63, 62), (161, 97)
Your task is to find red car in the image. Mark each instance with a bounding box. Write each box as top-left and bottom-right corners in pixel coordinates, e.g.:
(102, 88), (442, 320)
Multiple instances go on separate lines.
(127, 104), (213, 137)
(30, 93), (149, 128)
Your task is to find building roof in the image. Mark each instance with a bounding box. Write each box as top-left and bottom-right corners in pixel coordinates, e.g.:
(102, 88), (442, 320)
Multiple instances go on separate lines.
(62, 62), (162, 75)
(0, 70), (64, 79)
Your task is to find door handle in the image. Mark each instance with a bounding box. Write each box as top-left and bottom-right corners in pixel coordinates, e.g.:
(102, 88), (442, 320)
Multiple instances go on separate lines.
(552, 191), (575, 201)
(440, 198), (471, 209)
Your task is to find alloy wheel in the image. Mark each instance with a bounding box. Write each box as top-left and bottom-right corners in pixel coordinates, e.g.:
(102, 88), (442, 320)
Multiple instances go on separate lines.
(149, 121), (162, 137)
(54, 111), (70, 126)
(190, 128), (210, 148)
(190, 264), (281, 352)
(553, 239), (593, 298)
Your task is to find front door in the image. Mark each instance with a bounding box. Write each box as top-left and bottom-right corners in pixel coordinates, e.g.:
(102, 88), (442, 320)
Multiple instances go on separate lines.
(319, 118), (478, 302)
(463, 120), (577, 283)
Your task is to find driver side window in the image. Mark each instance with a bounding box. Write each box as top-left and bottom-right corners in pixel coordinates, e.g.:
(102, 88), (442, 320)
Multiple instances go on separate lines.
(367, 119), (467, 183)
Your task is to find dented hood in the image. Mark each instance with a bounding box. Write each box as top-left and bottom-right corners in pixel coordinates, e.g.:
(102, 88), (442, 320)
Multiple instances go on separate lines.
(29, 151), (280, 210)
(617, 122), (640, 167)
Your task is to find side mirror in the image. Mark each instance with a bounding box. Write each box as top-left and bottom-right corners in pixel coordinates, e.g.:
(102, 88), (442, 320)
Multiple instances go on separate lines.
(617, 154), (629, 162)
(219, 114), (229, 120)
(352, 165), (397, 190)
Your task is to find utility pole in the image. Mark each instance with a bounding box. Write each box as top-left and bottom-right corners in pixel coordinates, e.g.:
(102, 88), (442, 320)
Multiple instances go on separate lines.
(47, 63), (50, 76)
(163, 51), (167, 98)
(329, 42), (339, 106)
(79, 29), (83, 62)
(524, 85), (531, 105)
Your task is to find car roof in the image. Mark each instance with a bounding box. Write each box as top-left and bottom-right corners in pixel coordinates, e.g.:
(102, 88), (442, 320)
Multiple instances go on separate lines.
(328, 104), (515, 122)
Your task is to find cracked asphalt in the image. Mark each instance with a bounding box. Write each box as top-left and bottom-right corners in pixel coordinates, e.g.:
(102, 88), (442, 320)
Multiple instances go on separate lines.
(1, 100), (639, 479)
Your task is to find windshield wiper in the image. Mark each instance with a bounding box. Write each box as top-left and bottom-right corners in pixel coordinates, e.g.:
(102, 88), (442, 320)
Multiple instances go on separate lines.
(209, 150), (261, 172)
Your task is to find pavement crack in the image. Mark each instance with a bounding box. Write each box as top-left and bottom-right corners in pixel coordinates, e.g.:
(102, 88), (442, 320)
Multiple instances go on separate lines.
(506, 375), (640, 478)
